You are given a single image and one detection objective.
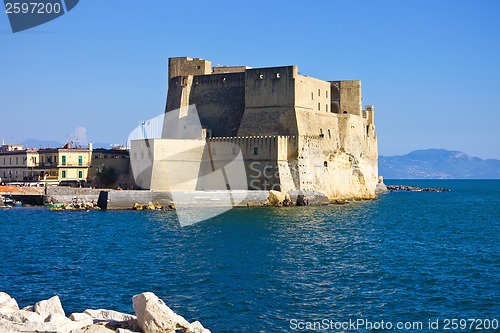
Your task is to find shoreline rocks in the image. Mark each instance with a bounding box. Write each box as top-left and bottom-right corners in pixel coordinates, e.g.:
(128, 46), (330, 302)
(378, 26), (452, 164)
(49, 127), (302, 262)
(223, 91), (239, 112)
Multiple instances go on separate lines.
(0, 292), (210, 333)
(386, 185), (450, 192)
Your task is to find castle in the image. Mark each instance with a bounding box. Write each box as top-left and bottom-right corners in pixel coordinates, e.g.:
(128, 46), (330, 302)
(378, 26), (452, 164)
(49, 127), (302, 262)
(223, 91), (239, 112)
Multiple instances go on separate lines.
(131, 57), (378, 200)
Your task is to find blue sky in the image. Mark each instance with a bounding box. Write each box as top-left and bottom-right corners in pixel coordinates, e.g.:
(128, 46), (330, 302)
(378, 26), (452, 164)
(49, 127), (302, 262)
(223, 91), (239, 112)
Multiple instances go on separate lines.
(1, 0), (499, 159)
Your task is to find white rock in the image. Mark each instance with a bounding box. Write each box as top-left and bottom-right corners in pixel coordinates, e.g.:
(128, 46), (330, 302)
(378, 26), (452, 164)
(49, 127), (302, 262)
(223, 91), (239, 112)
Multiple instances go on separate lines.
(22, 305), (34, 312)
(187, 320), (211, 333)
(116, 328), (142, 333)
(34, 295), (65, 320)
(68, 324), (115, 333)
(70, 312), (94, 324)
(132, 292), (190, 333)
(19, 320), (59, 333)
(45, 312), (72, 325)
(0, 309), (44, 323)
(0, 317), (22, 332)
(0, 292), (19, 313)
(84, 309), (136, 322)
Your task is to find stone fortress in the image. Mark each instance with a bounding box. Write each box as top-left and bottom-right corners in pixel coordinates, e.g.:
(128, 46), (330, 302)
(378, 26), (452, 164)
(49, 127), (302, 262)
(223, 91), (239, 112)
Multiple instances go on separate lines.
(133, 57), (378, 201)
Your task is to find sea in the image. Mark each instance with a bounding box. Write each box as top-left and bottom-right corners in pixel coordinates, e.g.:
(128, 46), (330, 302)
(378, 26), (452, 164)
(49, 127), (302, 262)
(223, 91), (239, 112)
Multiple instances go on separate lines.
(0, 180), (499, 332)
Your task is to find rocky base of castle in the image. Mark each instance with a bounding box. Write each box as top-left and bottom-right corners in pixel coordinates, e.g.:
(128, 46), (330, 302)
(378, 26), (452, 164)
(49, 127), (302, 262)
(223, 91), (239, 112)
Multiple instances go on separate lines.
(0, 292), (210, 333)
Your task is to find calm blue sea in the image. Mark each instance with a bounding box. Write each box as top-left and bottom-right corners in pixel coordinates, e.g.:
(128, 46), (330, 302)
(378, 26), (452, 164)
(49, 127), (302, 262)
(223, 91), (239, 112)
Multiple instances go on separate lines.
(0, 180), (499, 332)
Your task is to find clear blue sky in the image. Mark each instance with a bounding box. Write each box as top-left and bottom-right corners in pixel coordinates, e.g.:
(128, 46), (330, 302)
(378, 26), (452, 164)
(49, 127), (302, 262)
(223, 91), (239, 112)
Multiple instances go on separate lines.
(1, 0), (499, 159)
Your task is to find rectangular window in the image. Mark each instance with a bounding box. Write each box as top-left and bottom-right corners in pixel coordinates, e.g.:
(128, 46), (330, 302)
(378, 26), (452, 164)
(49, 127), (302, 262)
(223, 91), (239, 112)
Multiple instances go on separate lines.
(78, 170), (83, 179)
(326, 90), (328, 98)
(16, 157), (18, 165)
(62, 155), (66, 166)
(253, 147), (259, 155)
(318, 103), (321, 111)
(78, 156), (83, 166)
(61, 170), (66, 179)
(326, 104), (328, 112)
(318, 89), (321, 96)
(311, 92), (313, 100)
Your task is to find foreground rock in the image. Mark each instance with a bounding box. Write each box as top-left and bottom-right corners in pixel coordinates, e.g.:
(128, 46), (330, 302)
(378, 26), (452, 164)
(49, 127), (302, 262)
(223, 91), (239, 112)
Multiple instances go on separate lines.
(132, 293), (210, 333)
(0, 292), (210, 333)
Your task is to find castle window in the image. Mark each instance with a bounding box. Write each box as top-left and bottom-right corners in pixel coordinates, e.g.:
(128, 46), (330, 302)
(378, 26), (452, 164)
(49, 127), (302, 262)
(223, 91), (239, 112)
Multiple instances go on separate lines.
(324, 161), (328, 167)
(253, 147), (259, 155)
(311, 92), (314, 100)
(326, 90), (328, 98)
(318, 103), (321, 111)
(196, 65), (201, 69)
(328, 129), (331, 138)
(318, 89), (321, 96)
(326, 104), (328, 112)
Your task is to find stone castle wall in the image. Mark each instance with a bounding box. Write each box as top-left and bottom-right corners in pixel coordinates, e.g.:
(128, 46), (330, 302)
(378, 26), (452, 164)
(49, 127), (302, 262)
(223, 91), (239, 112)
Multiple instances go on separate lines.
(161, 57), (378, 200)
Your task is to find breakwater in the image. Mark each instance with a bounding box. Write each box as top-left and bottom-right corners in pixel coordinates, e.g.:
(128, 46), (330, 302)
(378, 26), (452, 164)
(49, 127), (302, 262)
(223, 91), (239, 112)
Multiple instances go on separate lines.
(386, 185), (450, 192)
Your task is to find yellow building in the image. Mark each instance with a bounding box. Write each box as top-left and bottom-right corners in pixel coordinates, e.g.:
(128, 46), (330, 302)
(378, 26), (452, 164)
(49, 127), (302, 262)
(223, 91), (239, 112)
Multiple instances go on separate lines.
(37, 143), (92, 185)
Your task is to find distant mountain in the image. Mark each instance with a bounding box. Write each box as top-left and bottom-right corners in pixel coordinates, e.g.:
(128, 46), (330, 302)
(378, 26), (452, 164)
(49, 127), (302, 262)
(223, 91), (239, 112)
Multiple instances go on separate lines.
(21, 139), (113, 150)
(22, 138), (64, 149)
(379, 149), (500, 179)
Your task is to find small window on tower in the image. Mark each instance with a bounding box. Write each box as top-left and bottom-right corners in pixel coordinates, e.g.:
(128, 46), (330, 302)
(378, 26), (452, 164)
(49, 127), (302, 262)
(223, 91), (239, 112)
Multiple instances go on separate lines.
(253, 147), (259, 155)
(197, 65), (201, 69)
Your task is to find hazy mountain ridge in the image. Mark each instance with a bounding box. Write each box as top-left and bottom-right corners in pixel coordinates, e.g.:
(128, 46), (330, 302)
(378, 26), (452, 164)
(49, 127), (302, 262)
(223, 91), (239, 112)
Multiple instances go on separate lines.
(20, 139), (113, 149)
(379, 149), (500, 179)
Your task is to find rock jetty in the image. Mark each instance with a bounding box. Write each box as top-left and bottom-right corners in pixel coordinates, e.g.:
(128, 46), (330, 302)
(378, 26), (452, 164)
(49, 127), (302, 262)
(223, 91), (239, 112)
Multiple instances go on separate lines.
(386, 185), (450, 192)
(0, 292), (210, 333)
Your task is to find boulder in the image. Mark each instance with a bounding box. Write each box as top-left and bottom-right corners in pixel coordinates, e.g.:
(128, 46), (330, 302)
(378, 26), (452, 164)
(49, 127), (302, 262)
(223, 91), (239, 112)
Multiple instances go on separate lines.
(187, 320), (211, 333)
(132, 292), (190, 333)
(0, 309), (44, 323)
(17, 320), (59, 332)
(0, 292), (19, 313)
(84, 309), (136, 322)
(21, 305), (34, 312)
(145, 202), (156, 210)
(0, 317), (22, 332)
(133, 203), (143, 210)
(45, 312), (71, 325)
(34, 295), (65, 320)
(69, 324), (115, 333)
(267, 190), (286, 206)
(116, 328), (142, 333)
(70, 312), (94, 324)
